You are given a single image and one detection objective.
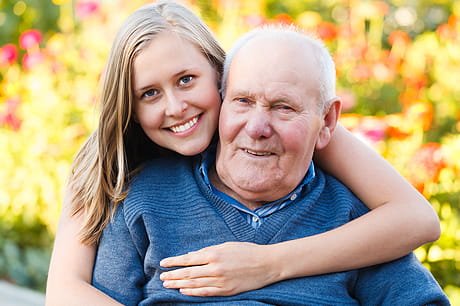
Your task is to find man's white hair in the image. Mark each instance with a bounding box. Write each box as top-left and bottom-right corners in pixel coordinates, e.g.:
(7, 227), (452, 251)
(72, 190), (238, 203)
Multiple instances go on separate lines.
(221, 24), (337, 113)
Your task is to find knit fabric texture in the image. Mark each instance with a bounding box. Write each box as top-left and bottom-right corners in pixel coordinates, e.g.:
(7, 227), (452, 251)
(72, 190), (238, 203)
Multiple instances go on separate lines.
(92, 155), (450, 306)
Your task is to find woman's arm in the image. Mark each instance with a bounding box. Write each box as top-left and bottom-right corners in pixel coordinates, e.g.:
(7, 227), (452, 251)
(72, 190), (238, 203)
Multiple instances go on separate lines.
(45, 190), (123, 306)
(159, 123), (440, 296)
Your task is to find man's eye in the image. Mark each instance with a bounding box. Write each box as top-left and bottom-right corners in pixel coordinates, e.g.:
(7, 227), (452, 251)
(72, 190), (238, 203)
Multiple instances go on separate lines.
(142, 89), (159, 99)
(275, 104), (294, 112)
(237, 98), (250, 103)
(178, 75), (194, 86)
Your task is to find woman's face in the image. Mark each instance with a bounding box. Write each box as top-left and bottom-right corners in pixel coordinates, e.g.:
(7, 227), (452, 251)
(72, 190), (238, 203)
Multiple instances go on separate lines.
(132, 32), (221, 156)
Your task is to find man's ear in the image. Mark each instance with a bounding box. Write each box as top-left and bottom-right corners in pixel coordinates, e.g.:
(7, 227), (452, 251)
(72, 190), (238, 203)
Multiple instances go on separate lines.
(316, 97), (342, 150)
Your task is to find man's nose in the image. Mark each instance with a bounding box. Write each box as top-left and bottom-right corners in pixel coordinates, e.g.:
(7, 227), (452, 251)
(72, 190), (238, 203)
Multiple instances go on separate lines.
(245, 107), (273, 139)
(164, 91), (188, 117)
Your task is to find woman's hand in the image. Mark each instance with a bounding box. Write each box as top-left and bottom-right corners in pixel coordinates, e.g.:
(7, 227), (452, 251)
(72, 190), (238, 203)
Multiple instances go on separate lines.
(159, 241), (281, 296)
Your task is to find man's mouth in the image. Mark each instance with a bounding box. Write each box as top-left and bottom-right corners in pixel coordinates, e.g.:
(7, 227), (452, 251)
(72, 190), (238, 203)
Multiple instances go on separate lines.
(244, 149), (273, 156)
(169, 115), (199, 133)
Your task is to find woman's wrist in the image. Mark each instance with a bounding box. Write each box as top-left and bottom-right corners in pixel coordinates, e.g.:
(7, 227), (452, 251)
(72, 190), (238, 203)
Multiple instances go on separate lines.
(263, 242), (298, 282)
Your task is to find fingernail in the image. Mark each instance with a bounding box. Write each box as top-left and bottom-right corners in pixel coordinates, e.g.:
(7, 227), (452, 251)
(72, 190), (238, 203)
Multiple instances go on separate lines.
(163, 281), (171, 288)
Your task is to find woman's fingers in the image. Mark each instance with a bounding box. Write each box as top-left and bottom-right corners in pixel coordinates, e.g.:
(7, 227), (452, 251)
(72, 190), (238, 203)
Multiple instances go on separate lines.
(160, 264), (216, 281)
(160, 249), (210, 267)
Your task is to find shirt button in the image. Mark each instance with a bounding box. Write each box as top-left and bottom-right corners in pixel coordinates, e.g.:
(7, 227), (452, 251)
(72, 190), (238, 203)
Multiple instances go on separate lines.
(290, 194), (298, 201)
(252, 216), (259, 222)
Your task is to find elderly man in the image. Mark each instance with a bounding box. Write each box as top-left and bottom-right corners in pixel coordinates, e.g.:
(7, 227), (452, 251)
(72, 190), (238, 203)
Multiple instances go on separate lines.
(92, 26), (449, 305)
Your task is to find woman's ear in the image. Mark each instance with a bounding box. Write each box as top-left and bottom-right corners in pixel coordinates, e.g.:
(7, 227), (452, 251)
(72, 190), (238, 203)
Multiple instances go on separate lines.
(316, 97), (342, 150)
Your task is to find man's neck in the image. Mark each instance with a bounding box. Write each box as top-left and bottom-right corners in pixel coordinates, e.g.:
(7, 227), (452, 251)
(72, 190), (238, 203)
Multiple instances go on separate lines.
(208, 163), (269, 211)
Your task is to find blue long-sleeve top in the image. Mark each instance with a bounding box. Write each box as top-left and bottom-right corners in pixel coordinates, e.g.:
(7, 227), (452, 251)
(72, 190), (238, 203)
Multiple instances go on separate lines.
(92, 154), (450, 305)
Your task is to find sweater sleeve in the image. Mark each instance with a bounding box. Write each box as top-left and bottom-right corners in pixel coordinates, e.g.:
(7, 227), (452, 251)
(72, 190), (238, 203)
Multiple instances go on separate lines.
(92, 204), (145, 306)
(353, 253), (450, 305)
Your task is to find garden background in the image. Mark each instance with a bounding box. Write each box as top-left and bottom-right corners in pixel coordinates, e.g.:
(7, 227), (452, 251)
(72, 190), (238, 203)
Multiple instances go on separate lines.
(0, 0), (459, 303)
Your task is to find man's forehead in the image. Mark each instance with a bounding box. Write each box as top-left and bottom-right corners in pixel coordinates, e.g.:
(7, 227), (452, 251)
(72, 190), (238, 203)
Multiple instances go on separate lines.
(227, 37), (317, 96)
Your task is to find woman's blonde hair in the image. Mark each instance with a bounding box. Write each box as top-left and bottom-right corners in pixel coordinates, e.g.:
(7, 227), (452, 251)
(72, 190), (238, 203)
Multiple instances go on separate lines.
(69, 0), (225, 245)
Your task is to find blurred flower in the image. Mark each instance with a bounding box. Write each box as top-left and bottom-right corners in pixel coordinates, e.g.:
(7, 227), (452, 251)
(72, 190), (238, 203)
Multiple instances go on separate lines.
(436, 14), (459, 40)
(403, 100), (434, 131)
(19, 29), (43, 50)
(52, 0), (72, 4)
(385, 114), (411, 140)
(22, 51), (45, 70)
(244, 14), (266, 28)
(316, 21), (337, 42)
(404, 72), (428, 91)
(339, 113), (362, 130)
(271, 13), (295, 25)
(46, 33), (66, 56)
(447, 14), (459, 28)
(340, 114), (387, 144)
(388, 30), (411, 46)
(372, 62), (395, 82)
(356, 1), (389, 19)
(0, 44), (18, 67)
(359, 116), (387, 143)
(76, 0), (100, 19)
(0, 98), (22, 131)
(351, 63), (372, 81)
(337, 89), (356, 111)
(297, 11), (322, 29)
(407, 143), (445, 193)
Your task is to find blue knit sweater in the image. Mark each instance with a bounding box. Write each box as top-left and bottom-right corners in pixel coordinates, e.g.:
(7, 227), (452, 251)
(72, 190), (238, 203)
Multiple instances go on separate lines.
(92, 155), (449, 305)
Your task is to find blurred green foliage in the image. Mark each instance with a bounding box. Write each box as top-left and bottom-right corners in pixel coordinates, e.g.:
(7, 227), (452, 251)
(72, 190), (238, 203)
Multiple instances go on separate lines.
(0, 0), (458, 303)
(0, 0), (60, 46)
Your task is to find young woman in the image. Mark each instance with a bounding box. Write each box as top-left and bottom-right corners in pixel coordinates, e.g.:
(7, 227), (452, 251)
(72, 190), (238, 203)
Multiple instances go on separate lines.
(45, 1), (440, 305)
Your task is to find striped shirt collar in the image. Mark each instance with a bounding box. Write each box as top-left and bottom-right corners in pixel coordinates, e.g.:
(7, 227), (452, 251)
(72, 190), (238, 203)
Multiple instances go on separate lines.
(199, 150), (316, 229)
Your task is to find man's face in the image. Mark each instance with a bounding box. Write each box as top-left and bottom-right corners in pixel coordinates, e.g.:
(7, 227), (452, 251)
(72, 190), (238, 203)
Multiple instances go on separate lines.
(215, 37), (325, 205)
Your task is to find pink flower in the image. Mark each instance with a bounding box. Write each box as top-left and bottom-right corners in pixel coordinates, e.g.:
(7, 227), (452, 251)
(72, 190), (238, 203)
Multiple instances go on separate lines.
(76, 0), (100, 19)
(22, 51), (45, 70)
(0, 98), (22, 131)
(245, 14), (266, 28)
(337, 90), (356, 111)
(0, 44), (18, 67)
(19, 29), (43, 50)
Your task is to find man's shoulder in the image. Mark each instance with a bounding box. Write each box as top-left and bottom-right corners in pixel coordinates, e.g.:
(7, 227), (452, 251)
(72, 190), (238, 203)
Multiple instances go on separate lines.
(140, 154), (196, 177)
(314, 167), (370, 217)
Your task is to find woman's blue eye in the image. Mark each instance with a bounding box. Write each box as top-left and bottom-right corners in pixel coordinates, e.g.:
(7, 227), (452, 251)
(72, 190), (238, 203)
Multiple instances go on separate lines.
(179, 75), (193, 86)
(142, 89), (158, 98)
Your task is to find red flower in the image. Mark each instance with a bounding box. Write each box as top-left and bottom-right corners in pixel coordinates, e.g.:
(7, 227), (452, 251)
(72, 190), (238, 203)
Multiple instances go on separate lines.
(272, 13), (295, 25)
(0, 44), (18, 67)
(76, 0), (100, 19)
(388, 30), (411, 46)
(19, 29), (42, 50)
(316, 21), (337, 42)
(407, 143), (445, 193)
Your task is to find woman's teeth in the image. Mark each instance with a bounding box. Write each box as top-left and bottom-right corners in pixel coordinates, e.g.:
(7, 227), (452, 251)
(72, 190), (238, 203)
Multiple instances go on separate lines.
(170, 116), (198, 133)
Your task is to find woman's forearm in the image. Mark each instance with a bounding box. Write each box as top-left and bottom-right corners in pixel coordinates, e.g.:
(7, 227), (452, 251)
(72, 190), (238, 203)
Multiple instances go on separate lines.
(270, 199), (439, 281)
(46, 197), (122, 306)
(314, 123), (440, 245)
(46, 278), (123, 306)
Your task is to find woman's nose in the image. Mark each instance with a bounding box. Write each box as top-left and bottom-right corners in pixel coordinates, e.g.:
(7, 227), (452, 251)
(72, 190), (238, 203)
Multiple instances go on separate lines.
(164, 91), (188, 117)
